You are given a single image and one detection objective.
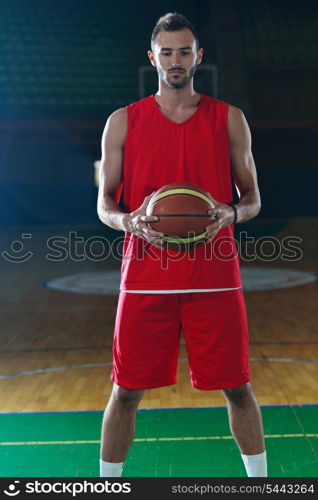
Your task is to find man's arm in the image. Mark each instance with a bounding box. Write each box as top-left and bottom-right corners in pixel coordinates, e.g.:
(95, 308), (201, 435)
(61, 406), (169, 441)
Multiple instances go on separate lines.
(205, 105), (261, 241)
(227, 105), (261, 223)
(97, 108), (164, 246)
(97, 108), (129, 231)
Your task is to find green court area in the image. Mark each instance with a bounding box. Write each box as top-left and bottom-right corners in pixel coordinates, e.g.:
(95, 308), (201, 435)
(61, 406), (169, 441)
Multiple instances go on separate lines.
(0, 406), (317, 477)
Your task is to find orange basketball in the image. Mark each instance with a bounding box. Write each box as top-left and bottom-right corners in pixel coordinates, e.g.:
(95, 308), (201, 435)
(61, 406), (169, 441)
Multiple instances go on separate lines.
(146, 182), (215, 251)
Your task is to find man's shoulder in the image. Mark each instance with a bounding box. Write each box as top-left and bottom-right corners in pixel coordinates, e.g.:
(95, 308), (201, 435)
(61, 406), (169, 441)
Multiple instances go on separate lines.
(202, 94), (228, 107)
(126, 95), (153, 110)
(106, 95), (152, 121)
(202, 95), (245, 120)
(105, 96), (154, 132)
(108, 107), (127, 119)
(203, 95), (242, 111)
(228, 105), (245, 124)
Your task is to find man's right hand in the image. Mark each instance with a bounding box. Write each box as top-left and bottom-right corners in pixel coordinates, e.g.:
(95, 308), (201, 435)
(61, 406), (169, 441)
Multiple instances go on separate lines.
(123, 192), (165, 249)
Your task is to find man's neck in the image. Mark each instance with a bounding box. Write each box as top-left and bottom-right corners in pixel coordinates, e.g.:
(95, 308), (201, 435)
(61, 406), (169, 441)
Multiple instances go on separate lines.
(155, 84), (200, 108)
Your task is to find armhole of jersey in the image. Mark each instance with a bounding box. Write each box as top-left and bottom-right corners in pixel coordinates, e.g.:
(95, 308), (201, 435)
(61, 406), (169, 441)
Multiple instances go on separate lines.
(224, 101), (230, 147)
(114, 107), (129, 205)
(224, 101), (235, 199)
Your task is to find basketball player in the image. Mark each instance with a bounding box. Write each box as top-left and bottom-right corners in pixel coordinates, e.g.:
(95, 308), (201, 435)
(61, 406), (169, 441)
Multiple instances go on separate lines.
(97, 13), (266, 478)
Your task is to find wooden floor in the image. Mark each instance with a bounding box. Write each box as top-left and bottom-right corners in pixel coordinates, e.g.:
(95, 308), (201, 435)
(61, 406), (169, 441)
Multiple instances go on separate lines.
(0, 217), (317, 412)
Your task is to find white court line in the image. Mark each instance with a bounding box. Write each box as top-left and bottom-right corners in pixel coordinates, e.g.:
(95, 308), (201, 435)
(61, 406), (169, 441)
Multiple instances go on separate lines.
(1, 433), (318, 446)
(0, 357), (318, 379)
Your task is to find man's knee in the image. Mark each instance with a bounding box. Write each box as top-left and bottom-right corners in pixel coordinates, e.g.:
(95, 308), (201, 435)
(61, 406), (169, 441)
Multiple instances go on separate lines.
(222, 382), (253, 407)
(112, 384), (144, 408)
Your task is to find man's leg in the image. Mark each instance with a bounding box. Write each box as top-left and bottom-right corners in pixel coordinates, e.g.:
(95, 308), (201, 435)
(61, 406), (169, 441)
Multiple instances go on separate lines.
(100, 383), (144, 476)
(222, 382), (267, 476)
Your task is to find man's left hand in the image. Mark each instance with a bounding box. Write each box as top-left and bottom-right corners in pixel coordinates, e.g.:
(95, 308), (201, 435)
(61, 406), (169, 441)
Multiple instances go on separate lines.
(205, 203), (236, 243)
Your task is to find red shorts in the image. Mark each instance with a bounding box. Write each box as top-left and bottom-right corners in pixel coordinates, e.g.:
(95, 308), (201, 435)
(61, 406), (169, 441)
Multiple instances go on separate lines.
(111, 289), (250, 390)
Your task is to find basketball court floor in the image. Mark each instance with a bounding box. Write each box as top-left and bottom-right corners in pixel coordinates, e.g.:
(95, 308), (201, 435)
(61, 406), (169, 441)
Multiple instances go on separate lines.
(0, 217), (317, 477)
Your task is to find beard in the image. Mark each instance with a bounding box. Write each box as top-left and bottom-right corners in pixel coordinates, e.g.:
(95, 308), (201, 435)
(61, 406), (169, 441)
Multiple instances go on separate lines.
(159, 64), (199, 89)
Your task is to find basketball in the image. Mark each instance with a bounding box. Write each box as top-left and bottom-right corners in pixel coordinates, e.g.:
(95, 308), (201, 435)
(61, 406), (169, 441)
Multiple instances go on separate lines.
(146, 182), (215, 250)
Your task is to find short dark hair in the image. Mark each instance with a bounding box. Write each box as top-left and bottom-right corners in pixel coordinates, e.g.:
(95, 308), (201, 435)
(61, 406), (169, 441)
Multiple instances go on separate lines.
(151, 12), (199, 51)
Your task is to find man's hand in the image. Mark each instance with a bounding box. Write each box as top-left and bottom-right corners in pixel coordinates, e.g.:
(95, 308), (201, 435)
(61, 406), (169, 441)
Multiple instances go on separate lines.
(205, 203), (235, 243)
(123, 192), (165, 249)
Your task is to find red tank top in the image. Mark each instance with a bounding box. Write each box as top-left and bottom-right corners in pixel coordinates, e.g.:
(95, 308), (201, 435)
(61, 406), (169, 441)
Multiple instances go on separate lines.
(114, 94), (242, 290)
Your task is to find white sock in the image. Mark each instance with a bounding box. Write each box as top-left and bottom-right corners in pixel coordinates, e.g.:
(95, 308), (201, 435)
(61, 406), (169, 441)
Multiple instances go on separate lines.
(241, 450), (267, 477)
(100, 459), (124, 477)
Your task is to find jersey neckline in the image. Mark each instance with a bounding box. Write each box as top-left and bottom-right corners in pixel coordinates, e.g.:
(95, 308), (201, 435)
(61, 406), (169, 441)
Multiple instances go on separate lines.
(151, 93), (204, 125)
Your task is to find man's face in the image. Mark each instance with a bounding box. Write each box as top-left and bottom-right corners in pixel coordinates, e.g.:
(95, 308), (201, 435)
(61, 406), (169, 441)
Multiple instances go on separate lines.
(148, 28), (203, 89)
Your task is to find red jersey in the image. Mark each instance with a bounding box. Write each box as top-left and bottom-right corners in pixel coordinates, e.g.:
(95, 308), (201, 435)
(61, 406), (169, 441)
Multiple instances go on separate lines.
(114, 94), (242, 291)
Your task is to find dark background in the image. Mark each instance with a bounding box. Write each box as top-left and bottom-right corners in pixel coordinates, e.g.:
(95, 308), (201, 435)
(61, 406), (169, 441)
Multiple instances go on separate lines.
(0, 0), (317, 226)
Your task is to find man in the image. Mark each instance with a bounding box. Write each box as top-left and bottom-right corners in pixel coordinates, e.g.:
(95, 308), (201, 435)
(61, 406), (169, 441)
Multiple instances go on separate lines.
(97, 13), (266, 478)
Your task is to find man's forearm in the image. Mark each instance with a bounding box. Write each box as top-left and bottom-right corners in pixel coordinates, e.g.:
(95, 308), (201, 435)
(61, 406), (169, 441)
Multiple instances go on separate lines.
(234, 189), (261, 224)
(97, 195), (129, 232)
